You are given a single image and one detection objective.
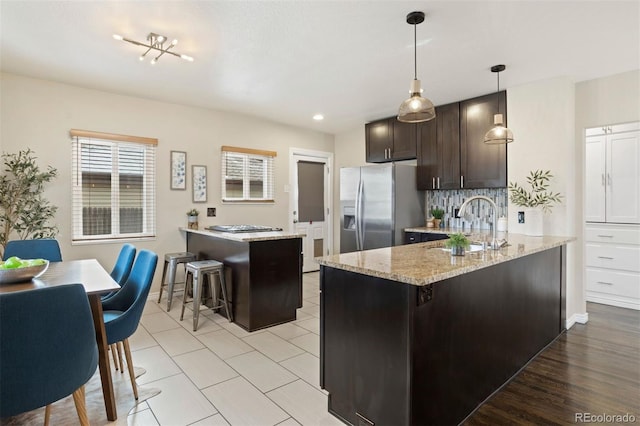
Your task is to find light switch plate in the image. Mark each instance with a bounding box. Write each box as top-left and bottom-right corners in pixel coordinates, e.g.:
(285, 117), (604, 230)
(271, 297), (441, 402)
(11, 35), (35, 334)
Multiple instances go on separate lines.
(518, 211), (525, 223)
(207, 207), (216, 217)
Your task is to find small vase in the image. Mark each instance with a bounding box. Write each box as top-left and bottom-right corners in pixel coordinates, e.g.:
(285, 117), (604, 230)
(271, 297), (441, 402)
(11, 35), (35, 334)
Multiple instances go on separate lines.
(525, 207), (543, 236)
(433, 219), (442, 229)
(187, 215), (199, 230)
(451, 246), (465, 256)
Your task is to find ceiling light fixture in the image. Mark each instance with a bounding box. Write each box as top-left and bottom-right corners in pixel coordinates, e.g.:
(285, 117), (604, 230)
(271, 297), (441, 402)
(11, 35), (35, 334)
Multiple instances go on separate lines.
(313, 114), (324, 121)
(397, 11), (435, 123)
(112, 32), (194, 64)
(484, 64), (514, 144)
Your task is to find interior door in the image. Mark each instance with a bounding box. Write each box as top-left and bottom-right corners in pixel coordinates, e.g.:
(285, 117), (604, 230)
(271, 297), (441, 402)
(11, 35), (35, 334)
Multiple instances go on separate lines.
(293, 155), (329, 272)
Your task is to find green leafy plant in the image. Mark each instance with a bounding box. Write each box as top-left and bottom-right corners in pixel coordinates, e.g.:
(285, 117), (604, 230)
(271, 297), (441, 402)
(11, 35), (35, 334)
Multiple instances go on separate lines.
(0, 149), (58, 258)
(508, 169), (562, 213)
(430, 208), (445, 220)
(187, 208), (200, 216)
(444, 232), (470, 249)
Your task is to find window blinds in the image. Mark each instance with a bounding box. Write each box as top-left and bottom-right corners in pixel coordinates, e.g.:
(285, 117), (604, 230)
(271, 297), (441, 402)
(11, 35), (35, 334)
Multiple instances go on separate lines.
(221, 146), (276, 202)
(70, 129), (157, 242)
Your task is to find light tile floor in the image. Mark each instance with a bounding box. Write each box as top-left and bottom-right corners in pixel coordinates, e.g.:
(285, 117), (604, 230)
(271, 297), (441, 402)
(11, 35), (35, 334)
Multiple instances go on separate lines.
(119, 271), (343, 426)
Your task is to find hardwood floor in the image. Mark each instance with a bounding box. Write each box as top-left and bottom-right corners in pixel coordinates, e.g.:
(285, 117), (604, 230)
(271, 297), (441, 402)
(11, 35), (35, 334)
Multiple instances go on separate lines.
(465, 302), (640, 425)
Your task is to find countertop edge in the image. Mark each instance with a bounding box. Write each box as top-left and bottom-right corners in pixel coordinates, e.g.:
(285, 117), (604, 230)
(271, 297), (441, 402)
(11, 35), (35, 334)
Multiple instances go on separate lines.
(316, 234), (576, 286)
(180, 227), (305, 242)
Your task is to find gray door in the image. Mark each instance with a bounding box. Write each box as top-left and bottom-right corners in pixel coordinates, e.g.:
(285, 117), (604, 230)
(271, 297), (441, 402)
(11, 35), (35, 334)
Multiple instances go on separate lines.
(361, 165), (393, 250)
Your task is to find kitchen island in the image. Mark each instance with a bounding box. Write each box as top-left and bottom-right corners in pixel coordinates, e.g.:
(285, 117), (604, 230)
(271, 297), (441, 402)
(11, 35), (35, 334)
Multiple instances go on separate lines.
(183, 228), (304, 331)
(316, 233), (574, 426)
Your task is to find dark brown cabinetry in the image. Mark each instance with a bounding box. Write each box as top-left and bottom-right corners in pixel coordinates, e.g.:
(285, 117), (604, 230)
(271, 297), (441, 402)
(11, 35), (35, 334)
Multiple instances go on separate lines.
(321, 246), (565, 425)
(417, 91), (507, 189)
(366, 117), (417, 163)
(186, 232), (303, 332)
(417, 102), (460, 189)
(404, 231), (449, 244)
(460, 91), (508, 188)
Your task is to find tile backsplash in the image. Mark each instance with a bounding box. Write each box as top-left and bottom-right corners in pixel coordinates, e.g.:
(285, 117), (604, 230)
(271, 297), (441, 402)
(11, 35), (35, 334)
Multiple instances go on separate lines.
(426, 188), (508, 231)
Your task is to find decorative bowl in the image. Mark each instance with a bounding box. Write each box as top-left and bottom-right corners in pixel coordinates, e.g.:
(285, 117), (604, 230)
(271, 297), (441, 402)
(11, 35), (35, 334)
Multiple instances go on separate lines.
(0, 261), (49, 284)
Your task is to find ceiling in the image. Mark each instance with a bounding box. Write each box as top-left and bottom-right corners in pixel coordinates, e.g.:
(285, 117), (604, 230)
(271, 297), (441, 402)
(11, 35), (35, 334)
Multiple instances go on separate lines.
(1, 1), (638, 134)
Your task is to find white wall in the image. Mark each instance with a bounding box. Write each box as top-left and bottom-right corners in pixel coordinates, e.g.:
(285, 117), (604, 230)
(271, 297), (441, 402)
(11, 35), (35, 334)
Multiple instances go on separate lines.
(507, 76), (579, 324)
(0, 73), (334, 291)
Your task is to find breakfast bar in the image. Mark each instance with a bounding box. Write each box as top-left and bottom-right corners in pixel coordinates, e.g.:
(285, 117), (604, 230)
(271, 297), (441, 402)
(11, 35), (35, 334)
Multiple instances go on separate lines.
(317, 234), (575, 426)
(183, 227), (304, 332)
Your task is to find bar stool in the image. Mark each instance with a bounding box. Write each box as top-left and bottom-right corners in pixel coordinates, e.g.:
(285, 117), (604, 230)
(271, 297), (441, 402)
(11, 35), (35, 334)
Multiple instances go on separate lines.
(180, 260), (233, 331)
(158, 252), (196, 311)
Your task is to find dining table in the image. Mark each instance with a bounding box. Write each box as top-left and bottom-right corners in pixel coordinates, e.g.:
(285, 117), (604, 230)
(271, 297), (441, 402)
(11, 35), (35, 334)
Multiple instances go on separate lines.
(0, 259), (121, 421)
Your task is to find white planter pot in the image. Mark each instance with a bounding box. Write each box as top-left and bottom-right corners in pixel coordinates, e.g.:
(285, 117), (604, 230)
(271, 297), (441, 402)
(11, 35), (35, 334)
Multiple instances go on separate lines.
(525, 207), (544, 236)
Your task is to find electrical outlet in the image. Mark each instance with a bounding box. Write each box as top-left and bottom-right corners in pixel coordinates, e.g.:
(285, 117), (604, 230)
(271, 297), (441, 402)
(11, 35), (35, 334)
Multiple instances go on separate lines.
(518, 211), (525, 223)
(207, 207), (216, 217)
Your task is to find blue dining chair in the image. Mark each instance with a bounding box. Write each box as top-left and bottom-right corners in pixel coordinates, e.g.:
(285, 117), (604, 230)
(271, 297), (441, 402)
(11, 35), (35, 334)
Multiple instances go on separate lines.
(101, 243), (137, 372)
(110, 243), (137, 286)
(102, 243), (137, 302)
(102, 249), (158, 399)
(3, 238), (62, 262)
(0, 284), (97, 424)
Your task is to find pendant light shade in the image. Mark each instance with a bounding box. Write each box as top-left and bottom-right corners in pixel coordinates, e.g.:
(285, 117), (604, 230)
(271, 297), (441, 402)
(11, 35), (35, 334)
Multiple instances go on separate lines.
(398, 12), (435, 123)
(484, 65), (514, 144)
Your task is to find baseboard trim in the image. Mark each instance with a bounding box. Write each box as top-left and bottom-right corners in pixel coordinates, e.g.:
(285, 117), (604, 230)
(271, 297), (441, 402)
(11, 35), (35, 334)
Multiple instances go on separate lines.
(566, 312), (589, 330)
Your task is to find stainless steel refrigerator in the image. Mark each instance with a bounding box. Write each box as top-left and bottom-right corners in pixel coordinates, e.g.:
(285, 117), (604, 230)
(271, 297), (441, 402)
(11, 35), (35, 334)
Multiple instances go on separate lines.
(340, 164), (425, 253)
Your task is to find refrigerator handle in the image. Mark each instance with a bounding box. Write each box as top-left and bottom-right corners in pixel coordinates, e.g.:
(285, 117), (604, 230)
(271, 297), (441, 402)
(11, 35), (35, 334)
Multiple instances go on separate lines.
(355, 178), (363, 250)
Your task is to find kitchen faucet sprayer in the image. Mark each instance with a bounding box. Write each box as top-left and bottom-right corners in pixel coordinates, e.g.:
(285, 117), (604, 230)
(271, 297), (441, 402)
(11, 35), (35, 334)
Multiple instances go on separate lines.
(457, 195), (505, 250)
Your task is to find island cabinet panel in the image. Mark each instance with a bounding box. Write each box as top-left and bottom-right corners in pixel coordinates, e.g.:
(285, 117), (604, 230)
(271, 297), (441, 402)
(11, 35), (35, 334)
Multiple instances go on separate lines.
(187, 232), (302, 331)
(320, 246), (565, 425)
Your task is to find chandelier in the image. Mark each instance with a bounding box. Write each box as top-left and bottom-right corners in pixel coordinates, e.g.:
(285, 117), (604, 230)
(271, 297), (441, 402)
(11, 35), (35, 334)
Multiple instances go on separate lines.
(113, 32), (194, 64)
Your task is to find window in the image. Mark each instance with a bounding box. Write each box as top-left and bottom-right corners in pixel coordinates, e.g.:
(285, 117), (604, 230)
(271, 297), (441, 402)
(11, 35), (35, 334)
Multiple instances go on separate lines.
(70, 129), (157, 242)
(221, 146), (276, 202)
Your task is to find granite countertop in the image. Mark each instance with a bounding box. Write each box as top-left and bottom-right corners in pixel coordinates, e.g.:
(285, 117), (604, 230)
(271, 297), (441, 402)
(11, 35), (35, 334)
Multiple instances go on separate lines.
(404, 226), (504, 242)
(316, 233), (575, 287)
(180, 227), (306, 242)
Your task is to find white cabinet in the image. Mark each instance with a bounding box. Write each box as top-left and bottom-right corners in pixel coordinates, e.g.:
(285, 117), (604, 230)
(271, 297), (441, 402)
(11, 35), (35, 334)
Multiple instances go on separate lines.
(585, 223), (640, 310)
(585, 122), (640, 224)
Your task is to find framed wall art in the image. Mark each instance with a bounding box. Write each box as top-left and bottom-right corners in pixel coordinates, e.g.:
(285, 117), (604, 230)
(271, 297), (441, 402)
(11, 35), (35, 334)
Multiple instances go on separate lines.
(170, 151), (187, 190)
(192, 165), (207, 203)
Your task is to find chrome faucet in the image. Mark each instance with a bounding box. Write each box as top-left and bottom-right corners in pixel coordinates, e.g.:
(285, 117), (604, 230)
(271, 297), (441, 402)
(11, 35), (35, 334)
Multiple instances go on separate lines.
(458, 195), (503, 250)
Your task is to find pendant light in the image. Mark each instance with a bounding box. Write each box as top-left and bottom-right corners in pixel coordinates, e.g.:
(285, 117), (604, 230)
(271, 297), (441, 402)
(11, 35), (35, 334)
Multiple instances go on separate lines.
(397, 11), (435, 123)
(484, 64), (514, 144)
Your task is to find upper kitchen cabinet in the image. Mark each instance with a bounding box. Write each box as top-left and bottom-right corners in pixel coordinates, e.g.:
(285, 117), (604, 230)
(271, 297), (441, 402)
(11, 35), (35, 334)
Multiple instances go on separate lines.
(417, 92), (507, 190)
(460, 91), (508, 189)
(585, 122), (640, 224)
(365, 117), (417, 163)
(417, 102), (460, 190)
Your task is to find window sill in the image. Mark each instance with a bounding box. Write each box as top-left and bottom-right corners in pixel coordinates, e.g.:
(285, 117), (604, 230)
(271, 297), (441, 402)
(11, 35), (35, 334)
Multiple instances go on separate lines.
(71, 236), (157, 246)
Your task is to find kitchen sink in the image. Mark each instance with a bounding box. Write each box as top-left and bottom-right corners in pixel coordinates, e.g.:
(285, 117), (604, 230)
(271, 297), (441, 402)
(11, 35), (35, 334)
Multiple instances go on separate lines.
(441, 244), (485, 253)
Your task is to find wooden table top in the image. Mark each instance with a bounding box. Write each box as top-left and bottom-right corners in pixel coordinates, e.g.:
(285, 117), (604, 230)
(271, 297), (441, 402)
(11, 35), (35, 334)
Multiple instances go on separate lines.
(0, 259), (119, 295)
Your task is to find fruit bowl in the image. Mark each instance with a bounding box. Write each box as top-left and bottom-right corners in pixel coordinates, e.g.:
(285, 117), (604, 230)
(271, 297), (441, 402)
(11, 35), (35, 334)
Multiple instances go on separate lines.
(0, 260), (49, 284)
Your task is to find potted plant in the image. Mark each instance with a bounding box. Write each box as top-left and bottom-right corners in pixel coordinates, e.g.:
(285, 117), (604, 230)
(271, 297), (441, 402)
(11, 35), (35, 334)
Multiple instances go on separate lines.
(430, 208), (445, 229)
(0, 149), (58, 259)
(186, 208), (200, 230)
(508, 170), (562, 236)
(445, 232), (470, 256)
